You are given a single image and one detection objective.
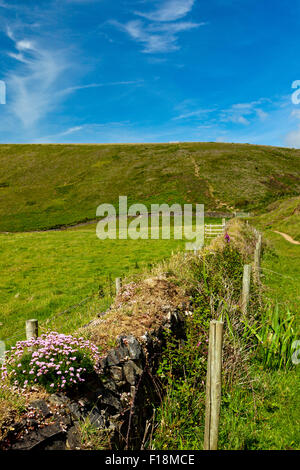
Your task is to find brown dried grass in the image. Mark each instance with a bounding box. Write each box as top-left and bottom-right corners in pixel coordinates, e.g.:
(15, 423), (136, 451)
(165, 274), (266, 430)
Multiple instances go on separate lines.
(80, 275), (189, 353)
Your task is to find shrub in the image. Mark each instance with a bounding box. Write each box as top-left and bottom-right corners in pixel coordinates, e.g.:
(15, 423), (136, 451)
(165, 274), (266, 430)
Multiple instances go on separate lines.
(1, 332), (101, 393)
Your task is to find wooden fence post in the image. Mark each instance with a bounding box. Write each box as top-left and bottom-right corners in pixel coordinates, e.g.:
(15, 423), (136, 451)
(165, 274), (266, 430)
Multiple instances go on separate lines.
(204, 320), (224, 450)
(241, 264), (251, 315)
(115, 277), (122, 295)
(26, 319), (38, 340)
(254, 233), (262, 284)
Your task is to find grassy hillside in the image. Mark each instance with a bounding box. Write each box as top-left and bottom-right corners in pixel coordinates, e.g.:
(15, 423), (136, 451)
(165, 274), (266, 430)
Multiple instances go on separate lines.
(1, 142), (300, 232)
(252, 195), (300, 241)
(251, 196), (300, 325)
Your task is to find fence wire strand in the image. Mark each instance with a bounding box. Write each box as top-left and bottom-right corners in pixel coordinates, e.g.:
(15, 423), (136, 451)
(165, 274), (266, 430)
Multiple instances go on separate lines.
(259, 266), (298, 282)
(2, 249), (298, 345)
(1, 291), (99, 344)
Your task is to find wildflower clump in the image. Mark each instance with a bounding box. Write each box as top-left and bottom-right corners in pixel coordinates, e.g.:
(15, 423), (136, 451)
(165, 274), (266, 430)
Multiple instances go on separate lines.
(1, 332), (100, 393)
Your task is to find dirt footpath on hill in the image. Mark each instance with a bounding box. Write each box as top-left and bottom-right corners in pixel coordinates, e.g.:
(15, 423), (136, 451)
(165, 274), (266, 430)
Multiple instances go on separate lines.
(273, 231), (300, 245)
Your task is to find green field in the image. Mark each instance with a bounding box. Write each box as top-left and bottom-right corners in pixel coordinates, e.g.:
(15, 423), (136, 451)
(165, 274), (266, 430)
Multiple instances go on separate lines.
(1, 143), (300, 232)
(0, 216), (216, 345)
(0, 222), (191, 344)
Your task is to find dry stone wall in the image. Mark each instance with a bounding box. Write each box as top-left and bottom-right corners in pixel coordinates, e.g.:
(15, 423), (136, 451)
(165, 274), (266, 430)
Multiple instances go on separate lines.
(2, 307), (186, 450)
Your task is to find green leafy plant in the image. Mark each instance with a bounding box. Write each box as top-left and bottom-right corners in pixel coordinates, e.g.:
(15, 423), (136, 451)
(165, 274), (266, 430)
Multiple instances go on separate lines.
(242, 303), (297, 369)
(152, 244), (245, 450)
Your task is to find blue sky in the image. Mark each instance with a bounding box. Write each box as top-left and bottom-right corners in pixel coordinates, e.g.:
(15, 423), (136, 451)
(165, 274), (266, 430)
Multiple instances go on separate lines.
(1, 0), (300, 146)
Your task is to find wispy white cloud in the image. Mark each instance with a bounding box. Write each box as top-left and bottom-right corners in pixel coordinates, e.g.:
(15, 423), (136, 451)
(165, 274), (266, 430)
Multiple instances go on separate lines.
(150, 21), (204, 34)
(172, 99), (270, 125)
(62, 79), (144, 94)
(112, 0), (202, 54)
(290, 109), (300, 119)
(4, 24), (143, 130)
(255, 108), (268, 121)
(173, 108), (215, 120)
(220, 100), (269, 125)
(59, 125), (83, 136)
(6, 28), (36, 63)
(115, 19), (202, 53)
(135, 0), (196, 22)
(0, 1), (10, 8)
(5, 27), (69, 128)
(32, 125), (84, 142)
(34, 121), (132, 143)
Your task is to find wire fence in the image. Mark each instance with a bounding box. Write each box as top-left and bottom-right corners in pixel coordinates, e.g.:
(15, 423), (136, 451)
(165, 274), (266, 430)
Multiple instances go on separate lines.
(0, 253), (168, 347)
(0, 291), (102, 346)
(259, 266), (299, 282)
(43, 293), (97, 325)
(259, 265), (299, 307)
(1, 247), (298, 347)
